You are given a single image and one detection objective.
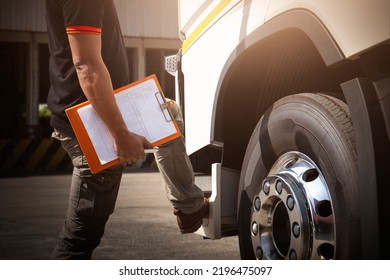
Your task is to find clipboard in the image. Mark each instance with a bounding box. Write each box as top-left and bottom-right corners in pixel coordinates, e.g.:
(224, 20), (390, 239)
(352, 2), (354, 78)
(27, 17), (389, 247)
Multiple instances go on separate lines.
(65, 74), (181, 173)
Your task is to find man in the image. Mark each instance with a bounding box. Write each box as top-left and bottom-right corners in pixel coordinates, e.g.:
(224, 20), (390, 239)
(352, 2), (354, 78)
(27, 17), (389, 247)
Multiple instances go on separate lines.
(45, 0), (208, 259)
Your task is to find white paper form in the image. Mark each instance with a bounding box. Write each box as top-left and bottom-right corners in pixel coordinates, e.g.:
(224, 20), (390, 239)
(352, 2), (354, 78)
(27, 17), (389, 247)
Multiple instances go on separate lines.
(77, 78), (177, 165)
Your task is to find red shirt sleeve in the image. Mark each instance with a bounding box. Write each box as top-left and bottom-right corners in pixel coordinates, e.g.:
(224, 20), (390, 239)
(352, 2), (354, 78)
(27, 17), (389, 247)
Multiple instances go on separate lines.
(59, 0), (104, 35)
(66, 26), (102, 35)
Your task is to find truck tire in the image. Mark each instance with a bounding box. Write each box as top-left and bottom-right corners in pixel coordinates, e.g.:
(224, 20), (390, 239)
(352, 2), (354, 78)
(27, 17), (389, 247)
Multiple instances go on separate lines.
(238, 93), (360, 259)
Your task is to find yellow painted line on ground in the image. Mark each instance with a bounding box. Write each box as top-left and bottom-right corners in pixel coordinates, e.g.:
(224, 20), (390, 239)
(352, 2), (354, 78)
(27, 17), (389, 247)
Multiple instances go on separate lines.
(2, 139), (31, 171)
(45, 147), (68, 172)
(24, 139), (52, 172)
(182, 0), (232, 54)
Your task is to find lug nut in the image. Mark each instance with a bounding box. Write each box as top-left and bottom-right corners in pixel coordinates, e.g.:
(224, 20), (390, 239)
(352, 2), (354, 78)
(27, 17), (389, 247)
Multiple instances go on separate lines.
(263, 181), (270, 195)
(292, 222), (300, 238)
(289, 249), (297, 260)
(252, 222), (259, 236)
(276, 181), (283, 194)
(287, 196), (294, 210)
(256, 247), (263, 259)
(254, 196), (261, 211)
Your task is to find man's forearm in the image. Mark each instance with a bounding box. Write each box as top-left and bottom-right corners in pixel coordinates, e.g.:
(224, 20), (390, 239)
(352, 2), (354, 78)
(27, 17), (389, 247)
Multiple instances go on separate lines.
(68, 33), (151, 164)
(74, 59), (129, 141)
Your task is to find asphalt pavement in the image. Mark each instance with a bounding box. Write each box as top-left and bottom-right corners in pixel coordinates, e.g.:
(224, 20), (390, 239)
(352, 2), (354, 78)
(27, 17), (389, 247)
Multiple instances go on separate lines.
(0, 168), (240, 260)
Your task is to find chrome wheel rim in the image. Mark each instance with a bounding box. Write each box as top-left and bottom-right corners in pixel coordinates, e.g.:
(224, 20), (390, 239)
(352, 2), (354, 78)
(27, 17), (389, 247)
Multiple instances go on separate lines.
(250, 151), (336, 260)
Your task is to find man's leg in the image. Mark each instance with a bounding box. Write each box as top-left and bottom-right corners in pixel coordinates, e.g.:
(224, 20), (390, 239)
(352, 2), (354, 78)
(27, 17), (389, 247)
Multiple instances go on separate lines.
(51, 130), (123, 259)
(154, 101), (208, 233)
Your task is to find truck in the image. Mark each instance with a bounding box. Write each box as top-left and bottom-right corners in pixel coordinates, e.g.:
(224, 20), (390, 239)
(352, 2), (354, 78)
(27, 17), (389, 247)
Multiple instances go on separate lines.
(164, 0), (390, 260)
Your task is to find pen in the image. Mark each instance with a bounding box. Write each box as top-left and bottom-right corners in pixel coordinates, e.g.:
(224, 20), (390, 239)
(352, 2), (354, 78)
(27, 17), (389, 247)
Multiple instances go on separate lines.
(144, 148), (159, 153)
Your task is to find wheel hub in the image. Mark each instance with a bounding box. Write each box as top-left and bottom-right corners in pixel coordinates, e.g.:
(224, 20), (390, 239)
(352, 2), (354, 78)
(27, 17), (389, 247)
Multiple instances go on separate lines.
(250, 152), (335, 260)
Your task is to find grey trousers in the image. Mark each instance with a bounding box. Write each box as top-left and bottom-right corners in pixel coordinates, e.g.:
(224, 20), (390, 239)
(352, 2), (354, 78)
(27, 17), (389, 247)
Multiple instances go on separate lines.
(155, 101), (204, 214)
(52, 101), (204, 259)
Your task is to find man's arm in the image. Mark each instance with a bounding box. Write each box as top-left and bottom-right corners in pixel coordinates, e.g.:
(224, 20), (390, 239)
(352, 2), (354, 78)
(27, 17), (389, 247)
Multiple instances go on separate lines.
(67, 33), (152, 166)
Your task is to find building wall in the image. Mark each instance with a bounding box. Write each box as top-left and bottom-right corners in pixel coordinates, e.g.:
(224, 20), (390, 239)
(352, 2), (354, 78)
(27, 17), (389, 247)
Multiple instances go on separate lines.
(0, 0), (47, 32)
(0, 0), (182, 174)
(115, 0), (180, 38)
(0, 0), (180, 38)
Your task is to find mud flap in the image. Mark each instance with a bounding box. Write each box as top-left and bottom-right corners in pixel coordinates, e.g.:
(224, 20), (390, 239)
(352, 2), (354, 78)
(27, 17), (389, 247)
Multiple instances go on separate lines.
(196, 163), (239, 239)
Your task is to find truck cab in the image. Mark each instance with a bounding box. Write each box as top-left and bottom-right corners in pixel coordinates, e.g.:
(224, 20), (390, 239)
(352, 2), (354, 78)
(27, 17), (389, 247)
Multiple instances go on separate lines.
(165, 0), (390, 259)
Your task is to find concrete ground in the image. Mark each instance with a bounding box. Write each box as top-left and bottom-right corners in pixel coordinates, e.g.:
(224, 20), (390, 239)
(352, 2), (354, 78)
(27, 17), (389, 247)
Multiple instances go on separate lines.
(0, 169), (240, 260)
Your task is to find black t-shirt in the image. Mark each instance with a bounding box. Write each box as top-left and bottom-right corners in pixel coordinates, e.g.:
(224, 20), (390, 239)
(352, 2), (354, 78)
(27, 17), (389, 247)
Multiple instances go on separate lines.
(45, 0), (129, 137)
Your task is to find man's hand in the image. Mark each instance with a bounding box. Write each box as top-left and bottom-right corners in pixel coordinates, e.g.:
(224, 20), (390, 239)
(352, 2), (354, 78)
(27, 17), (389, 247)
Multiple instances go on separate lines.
(114, 130), (153, 166)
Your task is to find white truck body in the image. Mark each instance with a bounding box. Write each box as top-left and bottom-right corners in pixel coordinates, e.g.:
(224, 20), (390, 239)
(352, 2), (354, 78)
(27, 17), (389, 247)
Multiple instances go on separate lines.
(178, 0), (389, 154)
(169, 0), (390, 259)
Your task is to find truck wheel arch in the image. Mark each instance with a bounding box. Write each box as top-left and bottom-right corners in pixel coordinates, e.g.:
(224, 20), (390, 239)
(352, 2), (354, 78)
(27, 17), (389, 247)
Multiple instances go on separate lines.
(212, 9), (350, 171)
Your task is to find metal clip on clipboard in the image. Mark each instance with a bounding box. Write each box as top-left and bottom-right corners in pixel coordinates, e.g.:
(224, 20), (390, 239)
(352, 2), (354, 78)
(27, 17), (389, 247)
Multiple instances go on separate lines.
(155, 92), (174, 122)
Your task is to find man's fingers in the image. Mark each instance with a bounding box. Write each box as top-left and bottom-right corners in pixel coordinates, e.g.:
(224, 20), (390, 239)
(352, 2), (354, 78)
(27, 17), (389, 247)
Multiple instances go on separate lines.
(116, 133), (152, 166)
(143, 137), (153, 149)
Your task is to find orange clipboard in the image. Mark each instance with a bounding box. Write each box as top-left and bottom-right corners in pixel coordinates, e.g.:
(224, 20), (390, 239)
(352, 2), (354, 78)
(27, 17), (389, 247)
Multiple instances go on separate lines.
(65, 75), (181, 173)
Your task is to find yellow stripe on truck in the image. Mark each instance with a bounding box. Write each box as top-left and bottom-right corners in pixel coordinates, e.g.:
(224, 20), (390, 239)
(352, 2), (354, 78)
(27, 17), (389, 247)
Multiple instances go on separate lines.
(182, 0), (232, 54)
